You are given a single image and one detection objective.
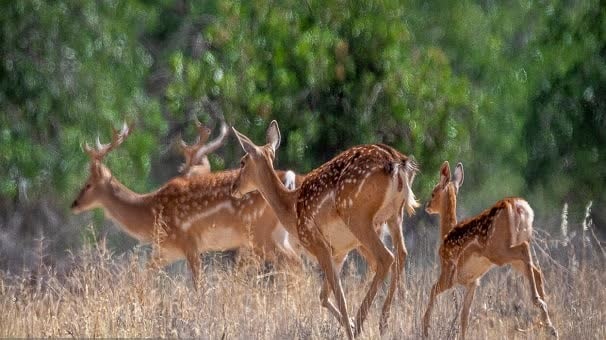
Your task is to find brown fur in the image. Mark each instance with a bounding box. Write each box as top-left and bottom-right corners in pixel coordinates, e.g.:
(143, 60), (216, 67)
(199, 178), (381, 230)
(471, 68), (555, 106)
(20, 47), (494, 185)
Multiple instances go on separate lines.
(423, 161), (557, 339)
(232, 122), (419, 339)
(295, 144), (416, 247)
(72, 129), (301, 289)
(440, 200), (509, 259)
(175, 120), (304, 267)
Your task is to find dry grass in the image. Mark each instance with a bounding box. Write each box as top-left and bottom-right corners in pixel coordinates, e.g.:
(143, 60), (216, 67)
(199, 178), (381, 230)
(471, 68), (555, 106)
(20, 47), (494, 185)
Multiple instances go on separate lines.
(0, 232), (604, 340)
(2, 199), (606, 339)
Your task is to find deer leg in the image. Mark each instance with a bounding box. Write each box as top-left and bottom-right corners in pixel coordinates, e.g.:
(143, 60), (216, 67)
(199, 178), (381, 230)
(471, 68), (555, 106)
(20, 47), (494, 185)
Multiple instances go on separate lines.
(312, 242), (354, 339)
(509, 242), (557, 338)
(185, 251), (202, 291)
(423, 261), (456, 337)
(319, 253), (348, 324)
(460, 280), (479, 340)
(357, 245), (377, 275)
(511, 261), (546, 300)
(271, 240), (304, 273)
(348, 222), (394, 337)
(379, 213), (407, 335)
(531, 265), (546, 300)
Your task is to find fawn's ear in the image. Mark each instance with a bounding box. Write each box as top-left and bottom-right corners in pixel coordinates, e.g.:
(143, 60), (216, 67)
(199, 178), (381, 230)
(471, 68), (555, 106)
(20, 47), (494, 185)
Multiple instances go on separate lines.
(232, 127), (258, 156)
(439, 161), (451, 187)
(453, 162), (464, 192)
(266, 120), (281, 151)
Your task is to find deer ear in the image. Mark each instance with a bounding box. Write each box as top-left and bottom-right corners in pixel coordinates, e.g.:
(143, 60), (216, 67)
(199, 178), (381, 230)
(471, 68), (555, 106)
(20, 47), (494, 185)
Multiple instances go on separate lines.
(232, 127), (258, 155)
(439, 161), (451, 187)
(266, 120), (281, 151)
(453, 162), (464, 191)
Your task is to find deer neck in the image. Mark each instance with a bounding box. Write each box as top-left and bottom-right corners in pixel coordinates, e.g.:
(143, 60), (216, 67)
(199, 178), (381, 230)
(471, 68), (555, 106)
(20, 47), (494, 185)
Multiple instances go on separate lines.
(439, 186), (458, 239)
(99, 178), (155, 242)
(254, 165), (298, 234)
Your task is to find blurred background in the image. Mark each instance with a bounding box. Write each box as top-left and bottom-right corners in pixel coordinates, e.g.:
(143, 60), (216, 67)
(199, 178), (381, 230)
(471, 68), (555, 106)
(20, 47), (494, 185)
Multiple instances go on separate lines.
(1, 0), (604, 272)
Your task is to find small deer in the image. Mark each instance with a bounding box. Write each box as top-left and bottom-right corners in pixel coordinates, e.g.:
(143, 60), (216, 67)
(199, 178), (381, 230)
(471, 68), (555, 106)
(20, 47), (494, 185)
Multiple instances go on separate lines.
(422, 161), (557, 339)
(71, 123), (301, 288)
(231, 120), (419, 338)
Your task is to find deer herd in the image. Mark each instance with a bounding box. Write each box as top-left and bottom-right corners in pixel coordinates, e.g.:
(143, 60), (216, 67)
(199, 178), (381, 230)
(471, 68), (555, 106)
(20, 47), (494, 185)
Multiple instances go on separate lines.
(71, 118), (558, 339)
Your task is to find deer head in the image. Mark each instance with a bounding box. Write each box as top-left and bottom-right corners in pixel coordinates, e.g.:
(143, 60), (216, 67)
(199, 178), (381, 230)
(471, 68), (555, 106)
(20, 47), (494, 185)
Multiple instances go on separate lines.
(230, 120), (281, 198)
(71, 123), (132, 213)
(178, 115), (229, 175)
(425, 161), (464, 215)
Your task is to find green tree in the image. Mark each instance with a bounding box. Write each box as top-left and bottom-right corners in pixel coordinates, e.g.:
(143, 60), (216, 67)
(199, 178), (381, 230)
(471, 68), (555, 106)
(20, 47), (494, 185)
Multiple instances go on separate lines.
(0, 1), (165, 203)
(166, 0), (478, 197)
(524, 0), (605, 222)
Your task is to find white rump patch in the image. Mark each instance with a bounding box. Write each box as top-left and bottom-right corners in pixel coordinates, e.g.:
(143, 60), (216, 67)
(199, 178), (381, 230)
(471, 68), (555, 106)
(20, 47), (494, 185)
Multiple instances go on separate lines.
(512, 199), (534, 245)
(283, 170), (297, 191)
(398, 166), (419, 215)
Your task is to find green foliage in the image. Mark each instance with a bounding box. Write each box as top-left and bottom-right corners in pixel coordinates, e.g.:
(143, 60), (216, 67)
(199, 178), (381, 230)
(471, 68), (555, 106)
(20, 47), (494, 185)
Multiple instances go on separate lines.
(0, 0), (603, 232)
(167, 0), (476, 198)
(524, 0), (606, 219)
(0, 1), (164, 200)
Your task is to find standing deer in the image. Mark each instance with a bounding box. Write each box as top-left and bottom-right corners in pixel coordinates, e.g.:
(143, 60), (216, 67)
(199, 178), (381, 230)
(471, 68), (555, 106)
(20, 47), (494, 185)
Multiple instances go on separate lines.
(230, 120), (419, 338)
(422, 161), (558, 339)
(176, 117), (303, 268)
(71, 123), (301, 288)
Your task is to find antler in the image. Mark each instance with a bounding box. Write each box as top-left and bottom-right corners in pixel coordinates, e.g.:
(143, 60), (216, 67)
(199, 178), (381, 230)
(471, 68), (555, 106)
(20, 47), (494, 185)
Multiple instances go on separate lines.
(84, 122), (132, 161)
(191, 115), (229, 166)
(179, 117), (212, 173)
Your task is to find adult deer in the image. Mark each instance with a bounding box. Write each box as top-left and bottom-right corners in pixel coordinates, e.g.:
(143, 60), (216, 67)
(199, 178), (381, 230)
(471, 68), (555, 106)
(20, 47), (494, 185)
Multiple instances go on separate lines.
(176, 117), (303, 267)
(231, 121), (419, 338)
(71, 123), (301, 288)
(422, 161), (557, 339)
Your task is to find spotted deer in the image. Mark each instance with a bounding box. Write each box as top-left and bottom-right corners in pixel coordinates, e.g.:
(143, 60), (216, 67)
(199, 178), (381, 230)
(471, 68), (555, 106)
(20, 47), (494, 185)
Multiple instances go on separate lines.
(230, 120), (419, 339)
(176, 117), (304, 267)
(422, 161), (557, 339)
(71, 123), (302, 288)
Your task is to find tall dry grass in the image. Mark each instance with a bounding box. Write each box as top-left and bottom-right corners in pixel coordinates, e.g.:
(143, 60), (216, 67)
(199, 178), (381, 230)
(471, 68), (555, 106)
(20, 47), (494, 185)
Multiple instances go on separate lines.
(1, 207), (605, 339)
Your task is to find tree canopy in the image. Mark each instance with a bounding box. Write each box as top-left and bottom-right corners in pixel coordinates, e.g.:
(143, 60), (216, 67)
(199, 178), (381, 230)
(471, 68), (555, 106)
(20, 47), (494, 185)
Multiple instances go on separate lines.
(1, 0), (603, 235)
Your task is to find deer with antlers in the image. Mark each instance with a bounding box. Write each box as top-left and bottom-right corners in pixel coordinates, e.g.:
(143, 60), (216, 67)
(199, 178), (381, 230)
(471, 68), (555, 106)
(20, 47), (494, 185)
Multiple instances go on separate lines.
(177, 116), (229, 177)
(71, 122), (302, 288)
(422, 161), (557, 339)
(230, 121), (419, 339)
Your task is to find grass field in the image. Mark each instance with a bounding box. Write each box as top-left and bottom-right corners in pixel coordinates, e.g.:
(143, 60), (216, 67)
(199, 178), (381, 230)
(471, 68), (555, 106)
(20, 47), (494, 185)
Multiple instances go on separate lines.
(1, 227), (604, 339)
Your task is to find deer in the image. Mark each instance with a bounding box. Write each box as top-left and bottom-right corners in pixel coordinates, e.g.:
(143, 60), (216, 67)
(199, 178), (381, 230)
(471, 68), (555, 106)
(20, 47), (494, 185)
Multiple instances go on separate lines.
(422, 161), (558, 339)
(230, 120), (419, 339)
(175, 117), (304, 268)
(70, 123), (302, 288)
(177, 116), (229, 177)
